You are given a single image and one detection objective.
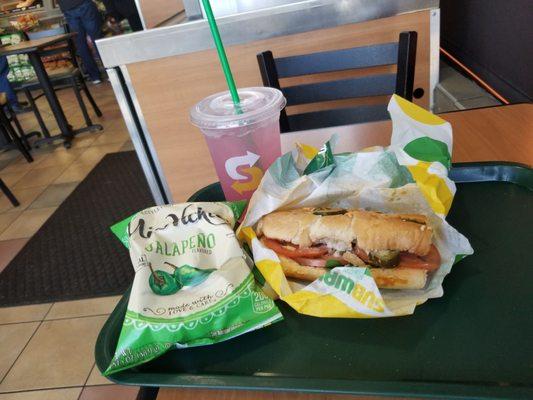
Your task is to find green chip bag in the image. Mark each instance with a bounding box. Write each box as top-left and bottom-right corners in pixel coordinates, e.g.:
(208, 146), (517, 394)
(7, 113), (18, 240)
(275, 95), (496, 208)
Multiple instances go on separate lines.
(104, 202), (282, 375)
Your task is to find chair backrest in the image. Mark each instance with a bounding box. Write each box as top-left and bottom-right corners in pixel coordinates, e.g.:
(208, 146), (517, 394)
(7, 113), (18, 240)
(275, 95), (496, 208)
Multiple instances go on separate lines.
(257, 31), (417, 132)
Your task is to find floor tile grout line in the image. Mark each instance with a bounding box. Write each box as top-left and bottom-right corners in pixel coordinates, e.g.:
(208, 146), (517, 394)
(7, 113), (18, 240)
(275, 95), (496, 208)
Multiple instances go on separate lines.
(0, 138), (115, 190)
(0, 302), (54, 385)
(0, 139), (128, 217)
(0, 318), (45, 327)
(25, 158), (80, 209)
(0, 235), (33, 241)
(0, 301), (48, 320)
(13, 160), (77, 193)
(3, 132), (101, 178)
(0, 384), (84, 395)
(0, 154), (24, 172)
(0, 212), (24, 237)
(0, 185), (48, 216)
(452, 92), (501, 103)
(10, 197), (52, 215)
(41, 302), (55, 320)
(43, 313), (113, 323)
(0, 206), (58, 242)
(0, 318), (43, 386)
(31, 156), (80, 172)
(0, 311), (113, 326)
(0, 168), (32, 188)
(82, 383), (114, 389)
(77, 362), (97, 400)
(0, 381), (121, 396)
(0, 312), (110, 392)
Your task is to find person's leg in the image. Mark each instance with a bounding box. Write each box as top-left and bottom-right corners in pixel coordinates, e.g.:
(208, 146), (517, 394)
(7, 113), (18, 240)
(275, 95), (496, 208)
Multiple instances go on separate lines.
(80, 0), (103, 60)
(65, 3), (100, 81)
(126, 12), (143, 32)
(0, 56), (19, 107)
(116, 0), (143, 32)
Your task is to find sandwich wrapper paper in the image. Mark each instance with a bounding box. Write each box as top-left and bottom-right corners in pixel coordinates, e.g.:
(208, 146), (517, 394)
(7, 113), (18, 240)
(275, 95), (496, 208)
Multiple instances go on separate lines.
(104, 202), (282, 375)
(239, 95), (473, 318)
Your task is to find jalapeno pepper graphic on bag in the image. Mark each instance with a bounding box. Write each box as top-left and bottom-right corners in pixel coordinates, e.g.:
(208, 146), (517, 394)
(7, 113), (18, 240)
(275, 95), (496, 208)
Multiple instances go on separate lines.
(164, 262), (215, 287)
(144, 260), (181, 296)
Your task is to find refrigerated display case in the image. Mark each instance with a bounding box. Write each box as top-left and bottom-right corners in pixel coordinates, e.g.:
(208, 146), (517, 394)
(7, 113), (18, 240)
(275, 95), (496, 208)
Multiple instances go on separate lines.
(0, 0), (63, 30)
(0, 0), (44, 17)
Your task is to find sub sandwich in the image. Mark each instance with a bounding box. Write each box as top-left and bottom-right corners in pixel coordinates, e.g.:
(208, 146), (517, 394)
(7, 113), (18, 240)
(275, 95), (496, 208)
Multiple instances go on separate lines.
(256, 208), (441, 289)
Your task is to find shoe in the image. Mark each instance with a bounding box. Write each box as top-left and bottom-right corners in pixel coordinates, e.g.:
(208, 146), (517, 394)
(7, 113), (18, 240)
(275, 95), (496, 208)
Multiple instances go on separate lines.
(11, 104), (32, 114)
(91, 79), (102, 85)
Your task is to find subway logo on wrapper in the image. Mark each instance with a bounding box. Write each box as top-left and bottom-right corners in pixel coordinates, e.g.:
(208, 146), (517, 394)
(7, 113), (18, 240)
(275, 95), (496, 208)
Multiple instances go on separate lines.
(105, 202), (282, 375)
(388, 94), (455, 217)
(320, 270), (386, 313)
(319, 268), (390, 315)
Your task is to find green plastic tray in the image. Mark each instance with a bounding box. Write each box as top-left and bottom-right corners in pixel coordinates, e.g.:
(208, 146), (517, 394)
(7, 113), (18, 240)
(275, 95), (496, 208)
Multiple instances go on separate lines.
(95, 162), (533, 399)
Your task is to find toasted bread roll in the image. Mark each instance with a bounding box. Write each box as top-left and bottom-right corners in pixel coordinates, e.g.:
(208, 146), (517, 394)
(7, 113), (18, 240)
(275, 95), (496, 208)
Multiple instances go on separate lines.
(256, 208), (320, 248)
(350, 210), (432, 255)
(278, 255), (327, 281)
(309, 213), (354, 251)
(369, 268), (427, 290)
(278, 256), (427, 289)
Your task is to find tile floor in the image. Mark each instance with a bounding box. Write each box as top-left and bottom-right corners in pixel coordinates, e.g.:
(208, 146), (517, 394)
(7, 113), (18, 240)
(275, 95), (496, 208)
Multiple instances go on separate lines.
(0, 82), (139, 399)
(433, 60), (502, 113)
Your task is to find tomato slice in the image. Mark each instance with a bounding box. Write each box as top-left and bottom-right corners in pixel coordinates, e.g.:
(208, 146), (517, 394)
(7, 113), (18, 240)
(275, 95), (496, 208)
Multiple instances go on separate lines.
(355, 245), (441, 271)
(398, 245), (441, 271)
(262, 238), (328, 258)
(294, 257), (328, 267)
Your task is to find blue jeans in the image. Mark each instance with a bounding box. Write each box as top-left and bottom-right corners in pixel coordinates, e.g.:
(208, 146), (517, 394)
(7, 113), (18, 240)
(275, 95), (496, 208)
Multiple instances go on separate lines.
(0, 56), (18, 106)
(64, 0), (102, 81)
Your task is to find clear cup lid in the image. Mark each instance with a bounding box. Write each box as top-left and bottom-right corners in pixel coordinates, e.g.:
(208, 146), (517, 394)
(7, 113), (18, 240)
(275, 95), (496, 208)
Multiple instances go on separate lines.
(189, 87), (286, 130)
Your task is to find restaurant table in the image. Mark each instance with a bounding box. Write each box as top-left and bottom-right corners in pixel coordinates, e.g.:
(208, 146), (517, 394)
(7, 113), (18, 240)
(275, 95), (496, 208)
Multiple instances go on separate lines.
(279, 103), (532, 165)
(0, 33), (79, 148)
(153, 103), (532, 400)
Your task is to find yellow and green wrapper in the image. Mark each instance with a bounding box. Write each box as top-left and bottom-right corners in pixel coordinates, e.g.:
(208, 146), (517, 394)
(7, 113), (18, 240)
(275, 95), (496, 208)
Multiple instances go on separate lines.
(239, 95), (473, 318)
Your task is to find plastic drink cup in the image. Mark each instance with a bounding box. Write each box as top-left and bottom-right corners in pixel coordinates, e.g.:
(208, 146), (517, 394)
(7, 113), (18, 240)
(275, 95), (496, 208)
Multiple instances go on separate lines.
(190, 87), (286, 201)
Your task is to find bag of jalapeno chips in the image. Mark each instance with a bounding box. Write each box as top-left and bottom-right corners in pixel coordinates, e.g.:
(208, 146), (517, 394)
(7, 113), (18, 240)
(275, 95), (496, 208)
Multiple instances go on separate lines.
(104, 202), (282, 375)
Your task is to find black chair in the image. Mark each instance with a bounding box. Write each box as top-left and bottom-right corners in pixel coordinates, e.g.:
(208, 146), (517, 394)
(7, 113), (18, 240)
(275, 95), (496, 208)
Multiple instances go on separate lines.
(0, 178), (19, 207)
(0, 92), (33, 163)
(257, 31), (417, 132)
(13, 33), (102, 144)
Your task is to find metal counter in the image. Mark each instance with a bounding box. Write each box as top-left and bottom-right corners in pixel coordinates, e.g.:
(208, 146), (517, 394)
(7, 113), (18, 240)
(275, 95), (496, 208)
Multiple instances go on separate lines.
(96, 0), (440, 204)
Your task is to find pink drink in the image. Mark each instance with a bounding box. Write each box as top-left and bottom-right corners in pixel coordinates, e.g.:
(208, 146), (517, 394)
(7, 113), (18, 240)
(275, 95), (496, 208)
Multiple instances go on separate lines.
(190, 88), (286, 201)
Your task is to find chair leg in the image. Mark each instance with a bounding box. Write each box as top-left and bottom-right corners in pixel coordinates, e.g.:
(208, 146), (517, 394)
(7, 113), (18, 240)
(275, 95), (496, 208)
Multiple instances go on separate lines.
(72, 77), (93, 127)
(0, 111), (33, 163)
(0, 178), (19, 207)
(6, 105), (31, 150)
(79, 78), (102, 117)
(24, 89), (50, 138)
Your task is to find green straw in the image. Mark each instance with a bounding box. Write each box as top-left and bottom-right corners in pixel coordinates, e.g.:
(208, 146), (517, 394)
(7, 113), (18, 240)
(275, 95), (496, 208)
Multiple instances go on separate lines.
(201, 0), (241, 107)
